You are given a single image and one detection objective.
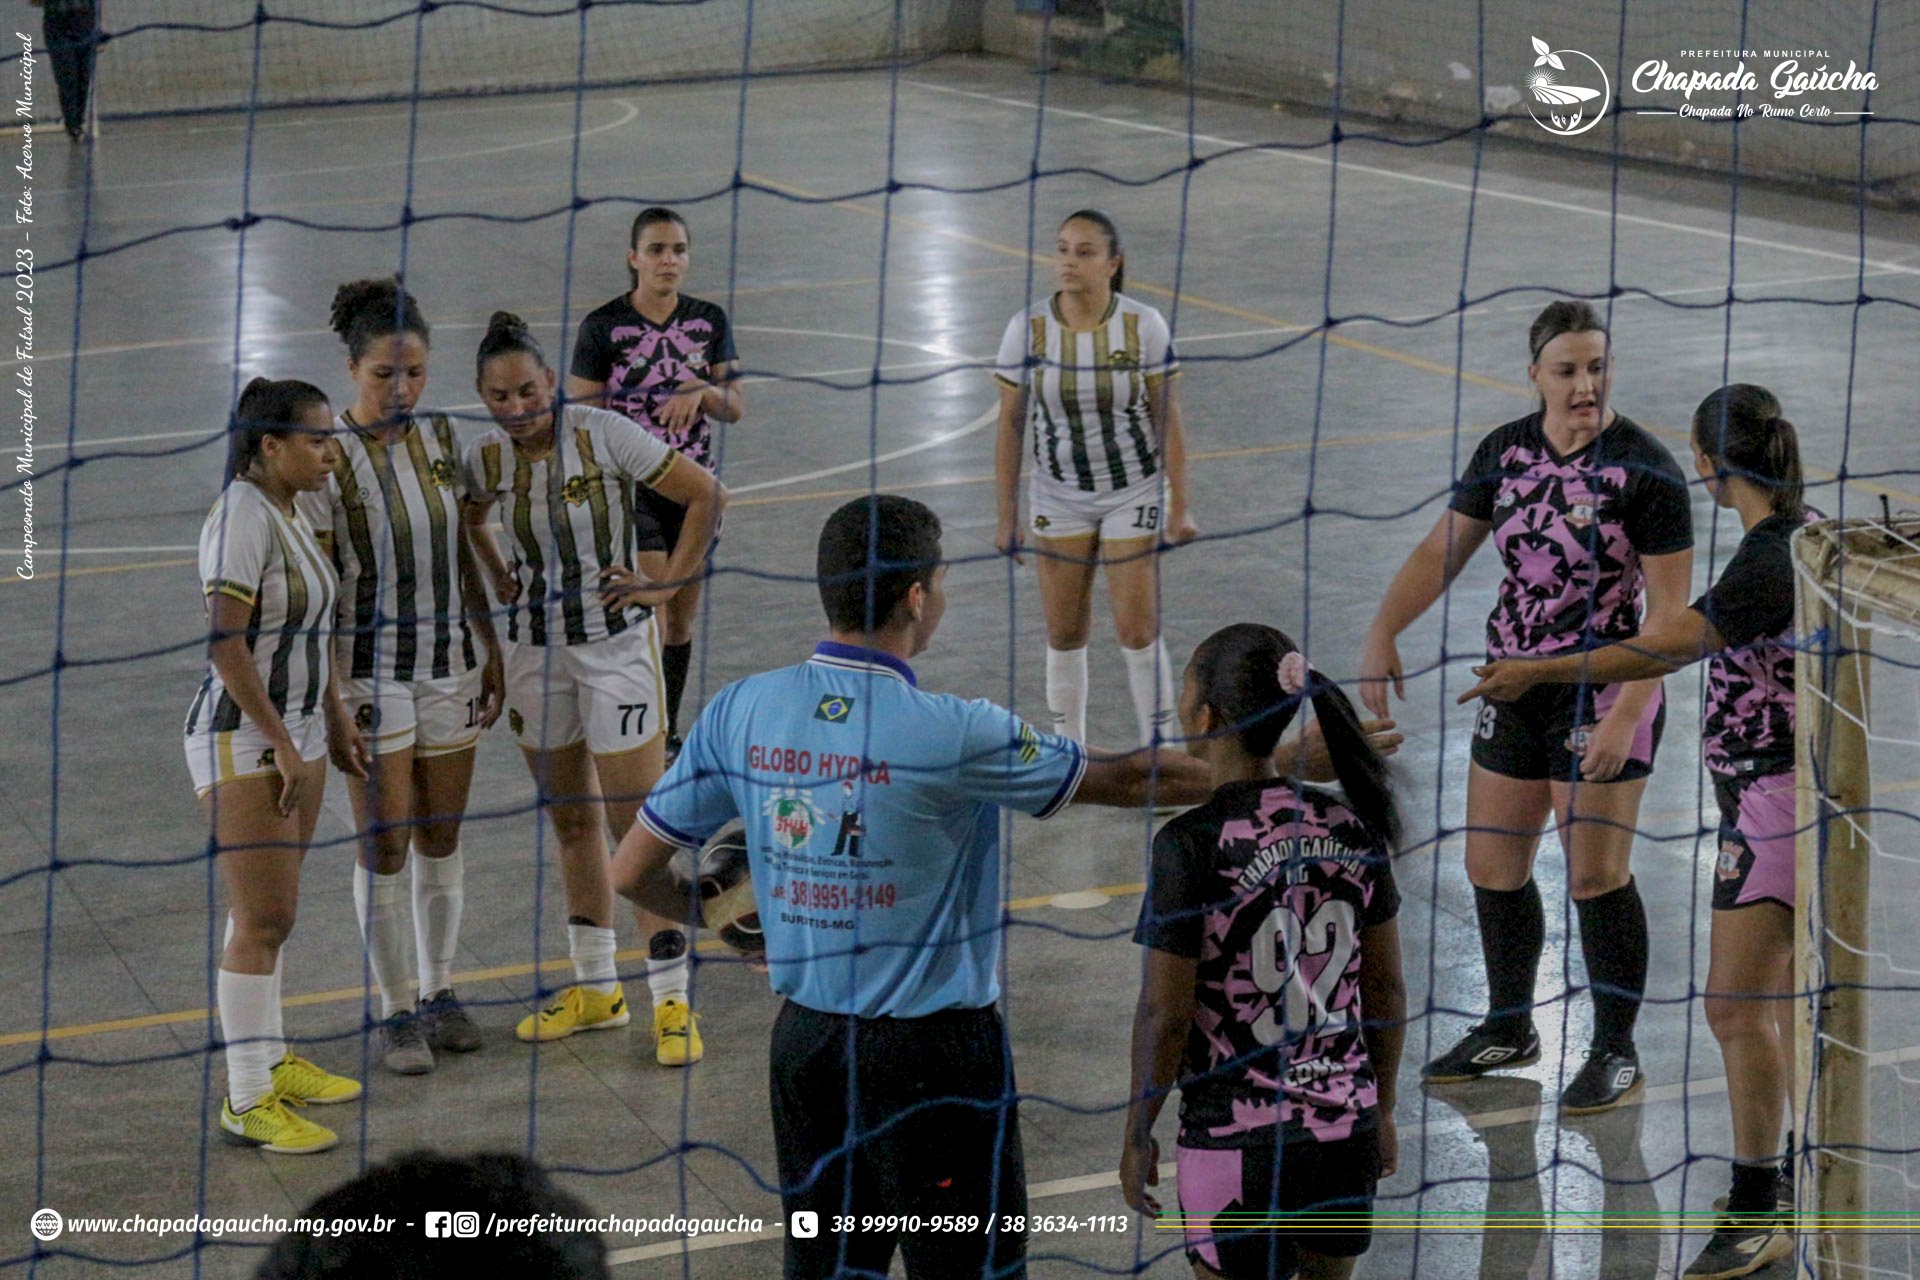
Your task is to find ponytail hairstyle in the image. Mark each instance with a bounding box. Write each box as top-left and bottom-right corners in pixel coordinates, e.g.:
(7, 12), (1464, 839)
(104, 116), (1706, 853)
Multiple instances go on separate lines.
(1526, 299), (1608, 363)
(1059, 208), (1125, 295)
(627, 206), (690, 290)
(1692, 383), (1805, 518)
(227, 377), (330, 484)
(474, 310), (546, 379)
(329, 276), (430, 362)
(1187, 622), (1402, 851)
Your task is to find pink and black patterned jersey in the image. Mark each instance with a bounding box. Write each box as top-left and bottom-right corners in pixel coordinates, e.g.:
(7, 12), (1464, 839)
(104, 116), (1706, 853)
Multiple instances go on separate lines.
(1135, 780), (1399, 1149)
(1451, 413), (1693, 658)
(1690, 514), (1801, 776)
(569, 293), (737, 467)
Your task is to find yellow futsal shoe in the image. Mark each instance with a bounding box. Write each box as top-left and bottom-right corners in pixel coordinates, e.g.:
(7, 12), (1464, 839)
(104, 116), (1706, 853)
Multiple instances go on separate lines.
(653, 998), (703, 1067)
(271, 1051), (363, 1105)
(220, 1094), (338, 1154)
(516, 984), (630, 1042)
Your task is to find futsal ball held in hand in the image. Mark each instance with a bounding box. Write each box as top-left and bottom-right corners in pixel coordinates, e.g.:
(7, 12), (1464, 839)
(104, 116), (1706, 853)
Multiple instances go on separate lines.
(694, 824), (763, 956)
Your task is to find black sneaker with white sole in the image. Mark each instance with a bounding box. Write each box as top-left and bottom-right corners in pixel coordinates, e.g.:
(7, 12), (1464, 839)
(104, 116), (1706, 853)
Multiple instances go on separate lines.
(1683, 1213), (1792, 1277)
(1422, 1021), (1542, 1083)
(1559, 1047), (1643, 1113)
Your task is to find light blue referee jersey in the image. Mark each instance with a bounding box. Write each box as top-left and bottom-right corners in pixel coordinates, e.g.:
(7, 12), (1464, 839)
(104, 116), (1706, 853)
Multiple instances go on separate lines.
(639, 641), (1086, 1019)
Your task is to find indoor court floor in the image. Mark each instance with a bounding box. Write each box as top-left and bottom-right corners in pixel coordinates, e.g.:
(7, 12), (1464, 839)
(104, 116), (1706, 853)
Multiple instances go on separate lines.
(5, 52), (1920, 1278)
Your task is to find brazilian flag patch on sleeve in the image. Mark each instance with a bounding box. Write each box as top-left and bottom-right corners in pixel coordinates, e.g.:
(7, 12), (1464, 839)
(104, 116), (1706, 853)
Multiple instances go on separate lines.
(815, 694), (855, 723)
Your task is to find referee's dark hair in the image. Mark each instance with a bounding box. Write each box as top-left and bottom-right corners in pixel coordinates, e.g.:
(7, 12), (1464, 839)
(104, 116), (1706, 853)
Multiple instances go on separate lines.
(629, 206), (690, 290)
(227, 377), (330, 485)
(254, 1150), (610, 1280)
(817, 494), (943, 634)
(1188, 622), (1402, 852)
(1692, 383), (1805, 518)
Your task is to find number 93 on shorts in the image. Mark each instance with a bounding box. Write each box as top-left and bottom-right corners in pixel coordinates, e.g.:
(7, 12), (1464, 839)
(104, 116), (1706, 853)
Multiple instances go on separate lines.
(504, 615), (664, 756)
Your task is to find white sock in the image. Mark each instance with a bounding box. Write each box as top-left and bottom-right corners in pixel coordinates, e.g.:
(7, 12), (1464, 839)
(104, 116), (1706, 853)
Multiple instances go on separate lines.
(568, 923), (619, 995)
(225, 913), (287, 1059)
(647, 941), (691, 1008)
(352, 863), (411, 1018)
(1122, 639), (1177, 748)
(218, 968), (279, 1112)
(411, 846), (464, 998)
(1045, 645), (1089, 744)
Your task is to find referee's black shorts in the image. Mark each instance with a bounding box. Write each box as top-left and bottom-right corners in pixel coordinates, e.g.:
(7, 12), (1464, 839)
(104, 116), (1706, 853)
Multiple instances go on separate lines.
(770, 999), (1028, 1280)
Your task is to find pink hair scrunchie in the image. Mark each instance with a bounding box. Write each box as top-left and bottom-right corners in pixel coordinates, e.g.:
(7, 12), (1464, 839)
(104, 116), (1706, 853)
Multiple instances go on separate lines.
(1278, 651), (1312, 696)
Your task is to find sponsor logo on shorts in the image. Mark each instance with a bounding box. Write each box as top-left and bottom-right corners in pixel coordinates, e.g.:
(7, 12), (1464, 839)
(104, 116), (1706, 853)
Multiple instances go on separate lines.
(256, 748), (276, 769)
(428, 458), (457, 489)
(508, 708), (525, 736)
(354, 703), (379, 733)
(1033, 514), (1051, 531)
(814, 695), (855, 724)
(1717, 839), (1744, 880)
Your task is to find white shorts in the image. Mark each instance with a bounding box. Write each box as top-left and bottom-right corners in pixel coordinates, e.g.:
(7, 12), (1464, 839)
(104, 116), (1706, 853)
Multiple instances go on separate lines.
(184, 710), (328, 799)
(1029, 471), (1166, 541)
(505, 617), (664, 757)
(340, 666), (485, 758)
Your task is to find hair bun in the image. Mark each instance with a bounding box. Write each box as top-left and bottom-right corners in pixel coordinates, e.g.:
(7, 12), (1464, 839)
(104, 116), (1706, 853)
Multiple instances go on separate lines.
(487, 310), (526, 333)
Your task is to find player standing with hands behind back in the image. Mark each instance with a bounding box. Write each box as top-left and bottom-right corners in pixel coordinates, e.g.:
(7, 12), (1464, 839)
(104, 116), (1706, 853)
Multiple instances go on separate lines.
(568, 207), (744, 761)
(1359, 301), (1693, 1113)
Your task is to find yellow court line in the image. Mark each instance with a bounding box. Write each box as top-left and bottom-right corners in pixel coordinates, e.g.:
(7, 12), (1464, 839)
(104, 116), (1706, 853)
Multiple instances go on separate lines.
(0, 879), (1151, 1049)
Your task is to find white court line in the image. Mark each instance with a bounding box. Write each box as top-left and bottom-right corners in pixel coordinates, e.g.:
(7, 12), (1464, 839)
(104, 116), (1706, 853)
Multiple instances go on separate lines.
(608, 1035), (1920, 1265)
(71, 100), (641, 193)
(907, 80), (1920, 280)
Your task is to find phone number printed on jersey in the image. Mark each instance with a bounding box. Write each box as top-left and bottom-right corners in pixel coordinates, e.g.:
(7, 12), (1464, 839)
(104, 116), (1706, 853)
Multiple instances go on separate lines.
(782, 879), (896, 912)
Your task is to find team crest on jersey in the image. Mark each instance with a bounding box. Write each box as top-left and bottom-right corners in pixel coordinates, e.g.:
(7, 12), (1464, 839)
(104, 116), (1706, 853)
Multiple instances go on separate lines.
(814, 694), (855, 724)
(356, 486), (372, 503)
(1567, 501), (1596, 530)
(354, 703), (379, 733)
(1109, 351), (1137, 370)
(764, 789), (826, 852)
(1495, 490), (1518, 509)
(428, 458), (457, 490)
(560, 475), (592, 507)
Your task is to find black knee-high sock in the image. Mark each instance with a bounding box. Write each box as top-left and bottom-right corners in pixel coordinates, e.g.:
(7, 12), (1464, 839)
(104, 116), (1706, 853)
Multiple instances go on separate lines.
(662, 642), (692, 737)
(1474, 880), (1545, 1031)
(1575, 877), (1648, 1054)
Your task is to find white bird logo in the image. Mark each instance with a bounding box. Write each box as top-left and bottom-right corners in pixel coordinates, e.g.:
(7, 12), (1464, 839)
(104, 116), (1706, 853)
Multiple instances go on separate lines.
(1528, 36), (1601, 130)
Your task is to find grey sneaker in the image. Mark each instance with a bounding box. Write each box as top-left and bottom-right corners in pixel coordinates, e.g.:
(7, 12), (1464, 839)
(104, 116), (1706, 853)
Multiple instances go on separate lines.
(419, 988), (482, 1054)
(380, 1009), (435, 1075)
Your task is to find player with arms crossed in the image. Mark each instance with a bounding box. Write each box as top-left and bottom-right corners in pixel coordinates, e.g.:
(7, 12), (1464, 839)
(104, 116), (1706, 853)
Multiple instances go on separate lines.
(462, 312), (726, 1066)
(1123, 624), (1405, 1280)
(1360, 300), (1694, 1113)
(187, 378), (371, 1154)
(567, 207), (744, 761)
(306, 278), (503, 1075)
(994, 209), (1197, 748)
(1462, 384), (1805, 1277)
(609, 496), (1394, 1280)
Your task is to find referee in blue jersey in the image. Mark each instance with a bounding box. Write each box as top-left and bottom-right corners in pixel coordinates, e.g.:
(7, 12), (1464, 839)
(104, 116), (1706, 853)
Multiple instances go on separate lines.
(611, 494), (1218, 1279)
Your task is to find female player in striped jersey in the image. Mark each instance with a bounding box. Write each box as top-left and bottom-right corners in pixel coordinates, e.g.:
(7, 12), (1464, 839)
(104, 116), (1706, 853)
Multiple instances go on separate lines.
(462, 312), (727, 1066)
(1461, 385), (1806, 1277)
(300, 279), (504, 1076)
(994, 209), (1197, 747)
(1125, 624), (1405, 1280)
(1359, 301), (1695, 1114)
(186, 377), (371, 1155)
(566, 207), (745, 762)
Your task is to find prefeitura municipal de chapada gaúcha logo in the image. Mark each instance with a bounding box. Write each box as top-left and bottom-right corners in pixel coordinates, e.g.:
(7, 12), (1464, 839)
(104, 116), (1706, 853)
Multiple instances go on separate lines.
(1526, 36), (1612, 136)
